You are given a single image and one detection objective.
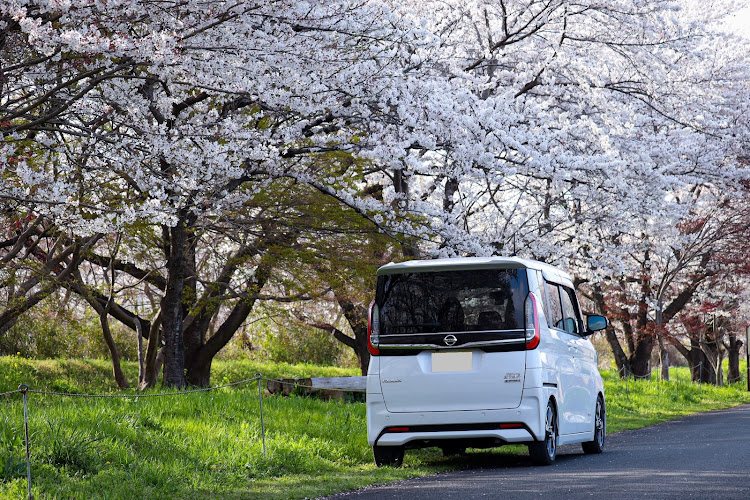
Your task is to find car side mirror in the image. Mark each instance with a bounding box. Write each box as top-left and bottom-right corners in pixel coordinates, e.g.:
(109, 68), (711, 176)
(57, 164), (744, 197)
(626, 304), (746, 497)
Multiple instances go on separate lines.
(584, 315), (608, 335)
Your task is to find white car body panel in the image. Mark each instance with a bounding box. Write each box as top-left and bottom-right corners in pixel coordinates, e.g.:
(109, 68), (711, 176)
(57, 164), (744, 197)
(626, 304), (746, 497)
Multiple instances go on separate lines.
(366, 257), (605, 458)
(378, 349), (526, 413)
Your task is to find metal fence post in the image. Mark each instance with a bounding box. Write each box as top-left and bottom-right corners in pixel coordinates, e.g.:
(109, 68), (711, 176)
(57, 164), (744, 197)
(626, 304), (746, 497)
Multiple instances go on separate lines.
(19, 384), (33, 500)
(256, 374), (267, 457)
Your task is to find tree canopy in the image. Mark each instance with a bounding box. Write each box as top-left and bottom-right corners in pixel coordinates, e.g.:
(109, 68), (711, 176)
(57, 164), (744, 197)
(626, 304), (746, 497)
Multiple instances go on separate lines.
(2, 0), (749, 386)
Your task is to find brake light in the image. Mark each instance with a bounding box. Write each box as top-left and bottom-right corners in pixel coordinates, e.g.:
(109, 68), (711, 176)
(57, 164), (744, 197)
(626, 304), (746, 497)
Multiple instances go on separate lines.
(524, 292), (540, 350)
(387, 427), (410, 432)
(368, 300), (380, 355)
(499, 423), (524, 429)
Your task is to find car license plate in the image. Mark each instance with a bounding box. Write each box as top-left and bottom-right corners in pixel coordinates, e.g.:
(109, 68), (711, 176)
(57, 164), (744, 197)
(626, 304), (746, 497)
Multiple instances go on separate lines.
(431, 351), (472, 372)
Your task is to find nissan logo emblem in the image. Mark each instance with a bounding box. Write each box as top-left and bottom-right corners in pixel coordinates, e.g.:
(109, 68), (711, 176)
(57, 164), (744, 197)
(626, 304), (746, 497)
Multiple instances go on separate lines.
(443, 334), (457, 346)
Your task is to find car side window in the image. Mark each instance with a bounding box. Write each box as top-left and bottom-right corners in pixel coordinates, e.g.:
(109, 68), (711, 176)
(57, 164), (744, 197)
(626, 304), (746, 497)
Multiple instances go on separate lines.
(560, 286), (581, 335)
(544, 281), (563, 330)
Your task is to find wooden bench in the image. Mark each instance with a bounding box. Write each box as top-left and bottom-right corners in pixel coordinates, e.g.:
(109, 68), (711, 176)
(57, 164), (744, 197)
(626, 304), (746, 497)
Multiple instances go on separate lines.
(266, 376), (366, 401)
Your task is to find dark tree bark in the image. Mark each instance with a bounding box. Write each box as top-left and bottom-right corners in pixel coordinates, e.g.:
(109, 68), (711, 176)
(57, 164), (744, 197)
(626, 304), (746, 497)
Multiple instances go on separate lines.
(670, 334), (717, 384)
(337, 298), (370, 375)
(605, 325), (631, 375)
(139, 311), (162, 390)
(629, 266), (654, 378)
(185, 298), (256, 386)
(629, 332), (655, 378)
(183, 259), (270, 387)
(135, 314), (145, 386)
(95, 302), (130, 389)
(726, 332), (742, 384)
(161, 219), (189, 388)
(590, 284), (631, 375)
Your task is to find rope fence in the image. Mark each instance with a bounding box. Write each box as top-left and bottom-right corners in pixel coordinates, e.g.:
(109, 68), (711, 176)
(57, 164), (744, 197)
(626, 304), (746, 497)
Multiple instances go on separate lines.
(617, 362), (707, 401)
(616, 362), (705, 381)
(0, 373), (366, 500)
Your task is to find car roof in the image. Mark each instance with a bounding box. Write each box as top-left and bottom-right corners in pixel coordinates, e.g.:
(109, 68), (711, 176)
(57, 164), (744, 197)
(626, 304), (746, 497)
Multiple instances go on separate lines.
(377, 256), (573, 283)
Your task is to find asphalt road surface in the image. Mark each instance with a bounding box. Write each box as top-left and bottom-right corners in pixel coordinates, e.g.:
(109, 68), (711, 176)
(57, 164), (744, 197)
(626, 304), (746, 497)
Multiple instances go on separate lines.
(326, 404), (750, 500)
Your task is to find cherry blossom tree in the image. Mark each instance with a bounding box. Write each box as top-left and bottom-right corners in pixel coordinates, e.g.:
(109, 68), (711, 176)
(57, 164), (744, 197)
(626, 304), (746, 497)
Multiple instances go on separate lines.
(390, 0), (750, 377)
(660, 180), (750, 383)
(1, 0), (470, 386)
(2, 0), (749, 386)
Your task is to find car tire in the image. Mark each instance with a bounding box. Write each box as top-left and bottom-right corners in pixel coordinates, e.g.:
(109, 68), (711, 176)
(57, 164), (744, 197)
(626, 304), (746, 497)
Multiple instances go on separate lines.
(529, 400), (557, 465)
(373, 445), (404, 467)
(582, 396), (605, 454)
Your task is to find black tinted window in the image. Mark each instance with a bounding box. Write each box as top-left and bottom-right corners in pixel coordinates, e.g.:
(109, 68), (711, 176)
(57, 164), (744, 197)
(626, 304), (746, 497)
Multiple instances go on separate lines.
(376, 269), (528, 335)
(545, 281), (581, 334)
(545, 281), (563, 328)
(560, 286), (581, 334)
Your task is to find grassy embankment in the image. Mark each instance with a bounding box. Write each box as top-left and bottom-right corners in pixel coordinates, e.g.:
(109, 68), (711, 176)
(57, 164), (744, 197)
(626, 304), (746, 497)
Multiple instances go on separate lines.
(1, 356), (749, 499)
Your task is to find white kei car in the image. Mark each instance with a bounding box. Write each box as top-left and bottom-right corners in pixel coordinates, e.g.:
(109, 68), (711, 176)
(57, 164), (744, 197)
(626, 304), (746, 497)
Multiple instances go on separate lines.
(366, 257), (607, 466)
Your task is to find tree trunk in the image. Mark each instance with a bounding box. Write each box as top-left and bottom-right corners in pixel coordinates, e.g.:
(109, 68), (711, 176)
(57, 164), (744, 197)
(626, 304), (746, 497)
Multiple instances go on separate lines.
(182, 228), (202, 372)
(605, 325), (631, 376)
(693, 352), (716, 384)
(184, 263), (269, 386)
(354, 321), (370, 375)
(337, 298), (370, 375)
(688, 338), (717, 384)
(347, 305), (370, 375)
(135, 315), (145, 386)
(726, 332), (742, 384)
(185, 298), (255, 386)
(72, 263), (131, 389)
(590, 284), (631, 376)
(656, 308), (669, 381)
(628, 269), (655, 378)
(84, 289), (129, 389)
(392, 168), (418, 258)
(715, 317), (728, 387)
(703, 321), (721, 385)
(186, 357), (212, 387)
(659, 340), (670, 381)
(98, 308), (130, 389)
(671, 336), (718, 384)
(139, 310), (162, 390)
(629, 333), (655, 378)
(443, 177), (458, 212)
(161, 220), (188, 388)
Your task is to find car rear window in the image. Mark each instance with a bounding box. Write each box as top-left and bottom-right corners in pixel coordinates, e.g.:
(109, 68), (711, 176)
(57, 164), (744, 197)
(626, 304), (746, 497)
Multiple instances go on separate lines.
(376, 268), (528, 335)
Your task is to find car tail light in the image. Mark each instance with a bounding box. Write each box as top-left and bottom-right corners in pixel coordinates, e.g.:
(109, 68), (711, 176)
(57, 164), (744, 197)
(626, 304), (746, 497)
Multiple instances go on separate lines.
(524, 292), (540, 350)
(387, 427), (410, 432)
(368, 300), (380, 355)
(499, 423), (524, 429)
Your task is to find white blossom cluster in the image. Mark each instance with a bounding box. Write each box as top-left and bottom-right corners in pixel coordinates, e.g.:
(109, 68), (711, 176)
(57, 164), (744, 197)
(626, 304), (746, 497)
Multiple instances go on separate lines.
(1, 0), (749, 303)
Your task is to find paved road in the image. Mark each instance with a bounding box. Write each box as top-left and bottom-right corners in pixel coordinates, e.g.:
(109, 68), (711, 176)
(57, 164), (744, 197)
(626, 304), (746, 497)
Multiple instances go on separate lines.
(326, 404), (750, 500)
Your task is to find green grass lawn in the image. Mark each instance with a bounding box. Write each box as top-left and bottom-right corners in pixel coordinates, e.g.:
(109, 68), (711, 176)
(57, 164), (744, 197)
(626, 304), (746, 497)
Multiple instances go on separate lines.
(1, 356), (749, 499)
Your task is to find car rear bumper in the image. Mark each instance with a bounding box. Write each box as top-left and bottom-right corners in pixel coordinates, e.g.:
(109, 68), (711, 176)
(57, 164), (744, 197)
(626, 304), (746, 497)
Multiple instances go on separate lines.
(367, 388), (547, 447)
